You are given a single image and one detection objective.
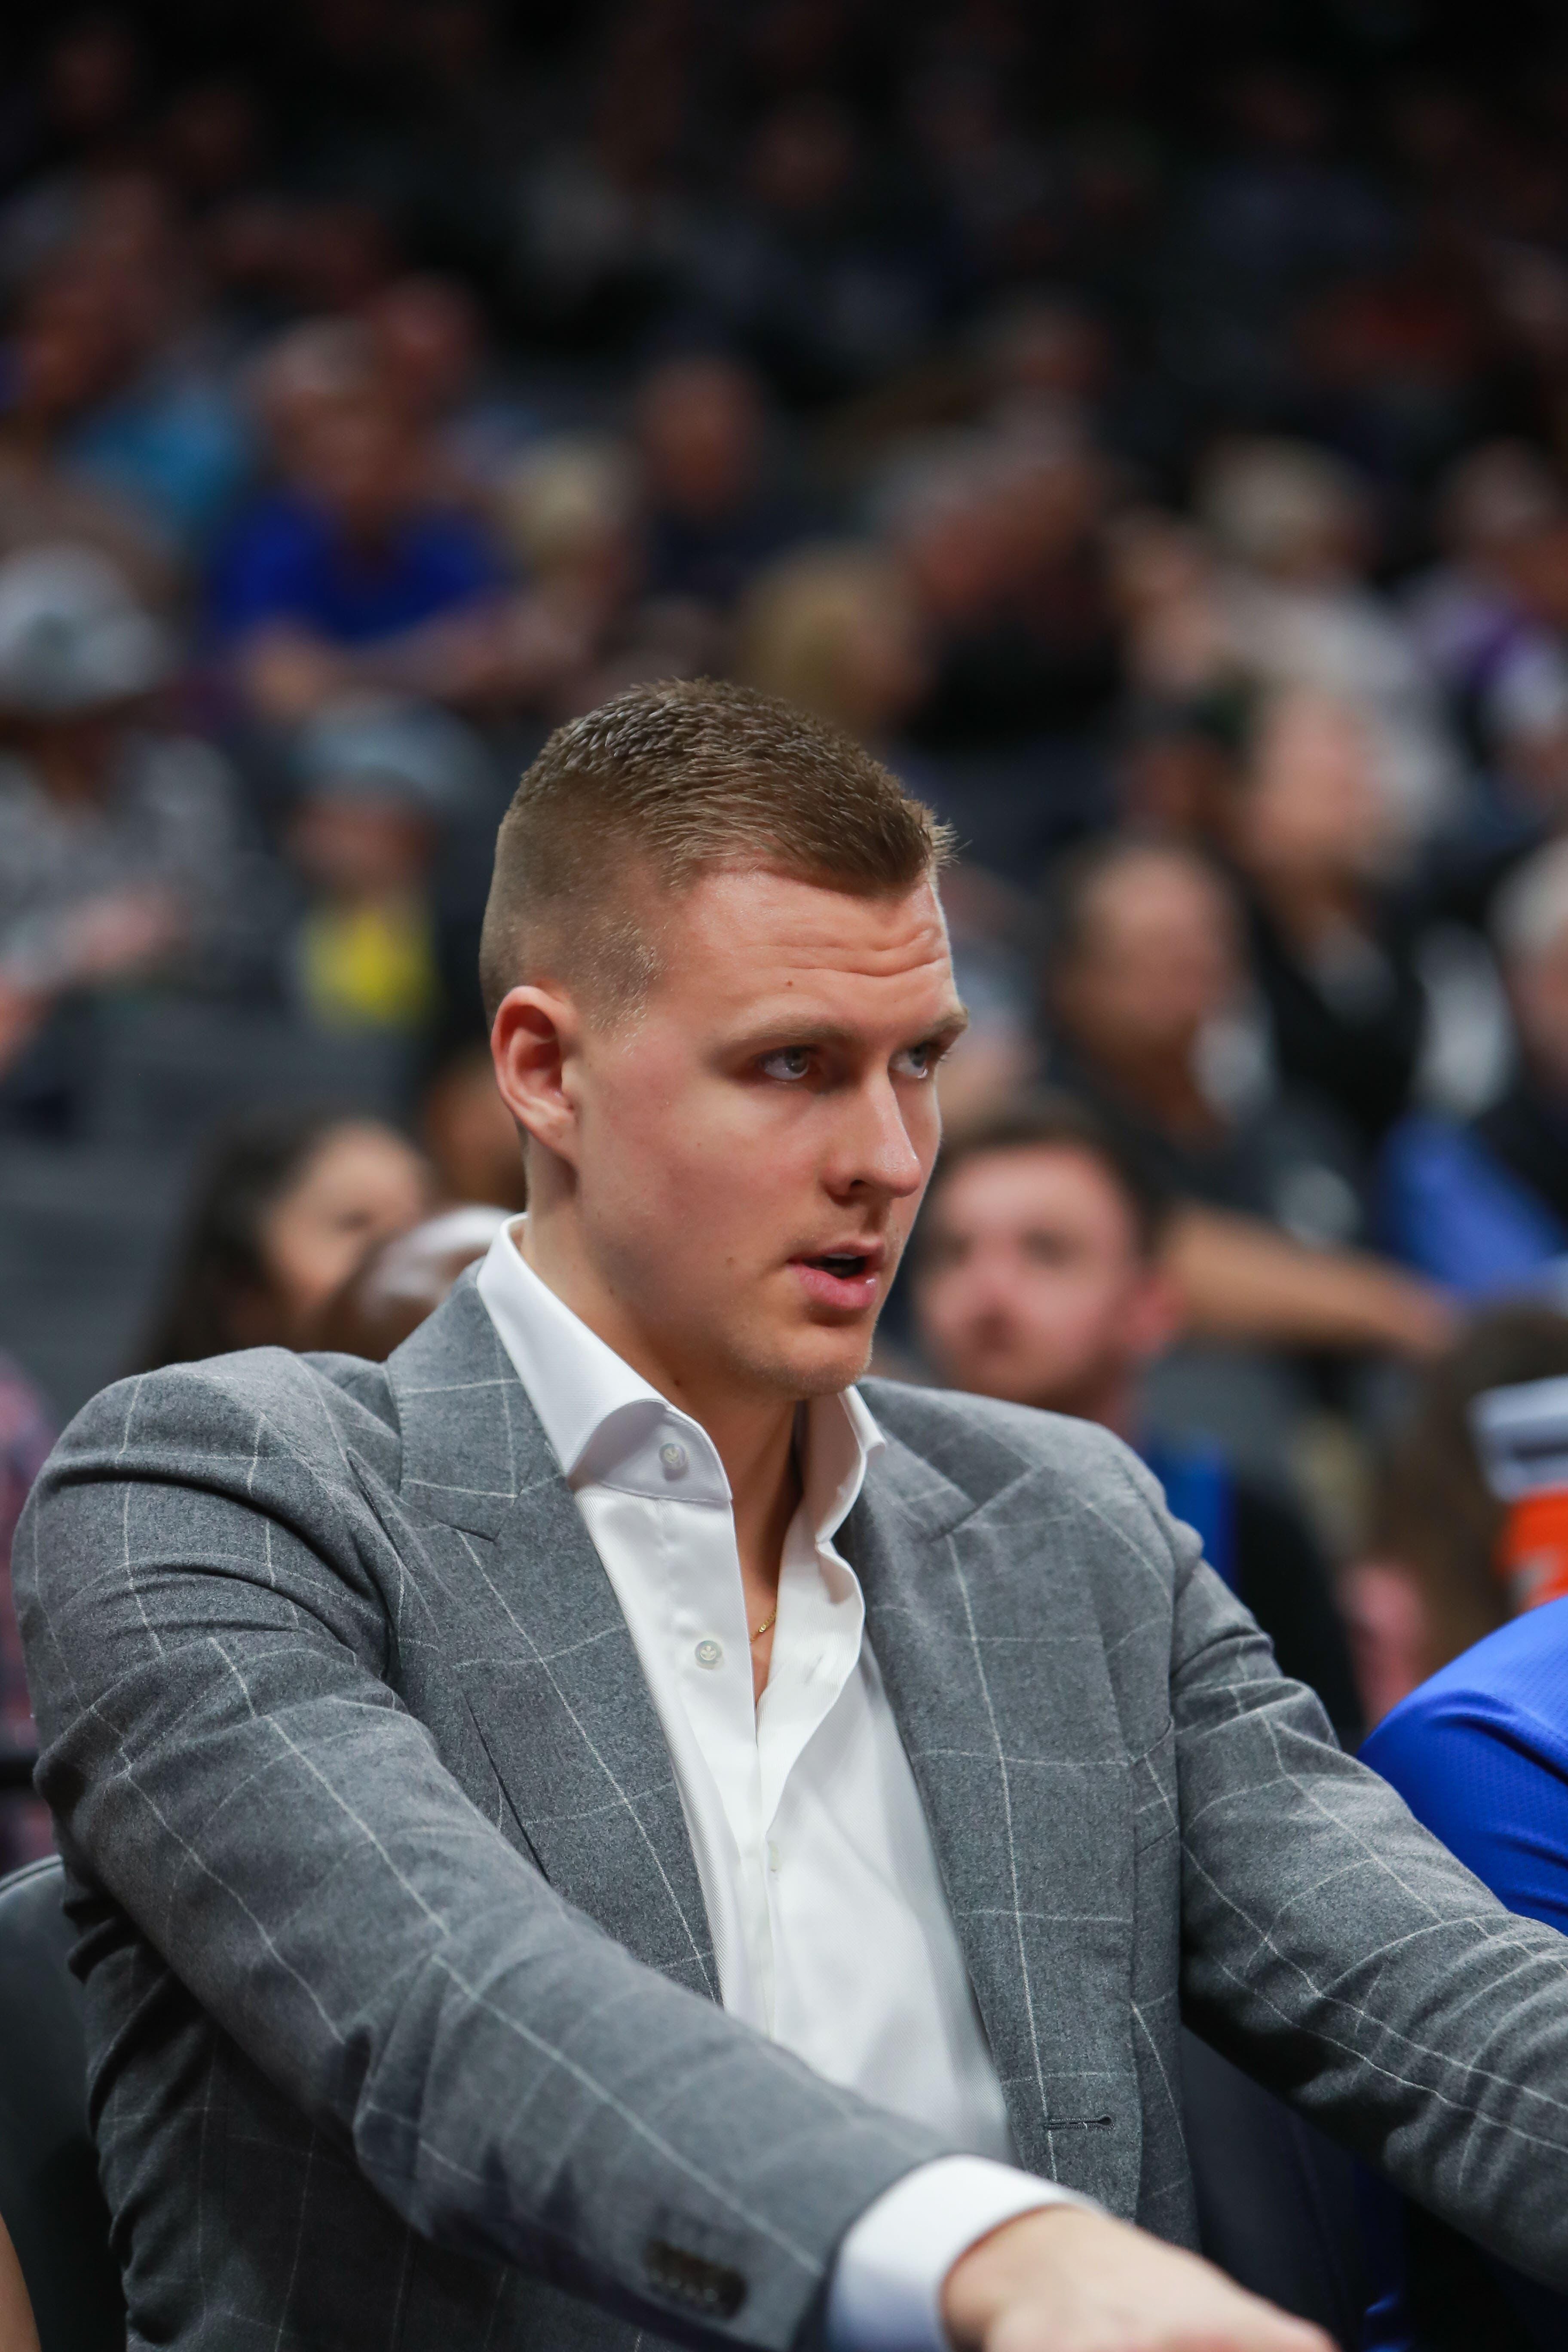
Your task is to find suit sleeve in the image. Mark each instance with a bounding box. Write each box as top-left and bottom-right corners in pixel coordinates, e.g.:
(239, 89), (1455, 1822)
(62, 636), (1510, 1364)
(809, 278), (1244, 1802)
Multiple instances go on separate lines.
(1127, 1450), (1568, 2293)
(15, 1361), (948, 2352)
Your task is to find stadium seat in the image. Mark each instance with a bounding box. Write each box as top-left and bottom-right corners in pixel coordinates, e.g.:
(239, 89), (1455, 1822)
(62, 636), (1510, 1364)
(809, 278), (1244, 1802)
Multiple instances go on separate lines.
(0, 1140), (186, 1418)
(88, 998), (417, 1152)
(0, 1857), (122, 2352)
(1181, 2027), (1367, 2349)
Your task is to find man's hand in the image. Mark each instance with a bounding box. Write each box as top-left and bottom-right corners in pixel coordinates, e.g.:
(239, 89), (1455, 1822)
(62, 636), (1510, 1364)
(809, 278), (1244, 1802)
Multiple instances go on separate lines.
(942, 2206), (1335, 2352)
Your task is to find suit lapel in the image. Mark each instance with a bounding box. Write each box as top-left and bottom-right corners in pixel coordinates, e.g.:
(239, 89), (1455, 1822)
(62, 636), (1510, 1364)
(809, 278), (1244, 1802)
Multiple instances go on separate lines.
(386, 1275), (719, 2003)
(844, 1428), (1142, 2211)
(386, 1288), (1142, 2199)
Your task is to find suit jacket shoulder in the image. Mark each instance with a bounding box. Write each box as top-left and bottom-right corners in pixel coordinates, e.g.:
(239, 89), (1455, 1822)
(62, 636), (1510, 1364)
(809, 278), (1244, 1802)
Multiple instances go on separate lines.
(859, 1378), (1180, 1577)
(62, 1340), (401, 1487)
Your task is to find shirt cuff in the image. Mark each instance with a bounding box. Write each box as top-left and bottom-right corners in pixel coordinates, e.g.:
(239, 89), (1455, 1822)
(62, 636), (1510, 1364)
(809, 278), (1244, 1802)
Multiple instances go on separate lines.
(824, 2155), (1096, 2352)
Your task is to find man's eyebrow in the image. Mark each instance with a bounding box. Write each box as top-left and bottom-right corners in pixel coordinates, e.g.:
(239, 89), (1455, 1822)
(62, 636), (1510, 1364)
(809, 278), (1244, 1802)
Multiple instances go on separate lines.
(732, 1004), (971, 1053)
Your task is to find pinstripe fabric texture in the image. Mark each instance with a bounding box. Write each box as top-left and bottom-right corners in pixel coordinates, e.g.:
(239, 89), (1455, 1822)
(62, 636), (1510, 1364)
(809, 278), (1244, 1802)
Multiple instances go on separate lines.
(17, 1265), (1568, 2351)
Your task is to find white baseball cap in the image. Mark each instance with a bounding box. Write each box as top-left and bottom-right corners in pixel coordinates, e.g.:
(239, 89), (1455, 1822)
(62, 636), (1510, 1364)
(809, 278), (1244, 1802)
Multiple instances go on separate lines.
(0, 543), (172, 715)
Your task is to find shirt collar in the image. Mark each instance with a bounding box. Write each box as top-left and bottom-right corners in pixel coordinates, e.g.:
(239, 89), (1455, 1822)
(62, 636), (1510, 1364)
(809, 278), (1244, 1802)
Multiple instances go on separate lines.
(475, 1216), (882, 1538)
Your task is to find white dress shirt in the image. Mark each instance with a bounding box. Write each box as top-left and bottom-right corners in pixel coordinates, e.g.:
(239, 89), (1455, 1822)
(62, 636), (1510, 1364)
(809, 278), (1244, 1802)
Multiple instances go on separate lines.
(476, 1222), (1075, 2347)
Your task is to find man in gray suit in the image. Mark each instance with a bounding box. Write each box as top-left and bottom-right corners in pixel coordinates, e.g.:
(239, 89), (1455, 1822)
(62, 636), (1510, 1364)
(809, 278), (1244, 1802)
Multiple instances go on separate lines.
(19, 679), (1568, 2352)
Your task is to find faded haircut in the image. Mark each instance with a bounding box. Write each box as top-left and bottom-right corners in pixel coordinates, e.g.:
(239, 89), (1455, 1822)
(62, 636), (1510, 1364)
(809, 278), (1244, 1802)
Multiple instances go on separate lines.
(478, 677), (953, 1022)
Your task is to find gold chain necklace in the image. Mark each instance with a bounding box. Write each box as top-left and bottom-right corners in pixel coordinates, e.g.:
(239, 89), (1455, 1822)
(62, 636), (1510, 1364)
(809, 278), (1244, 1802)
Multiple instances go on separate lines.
(750, 1608), (777, 1644)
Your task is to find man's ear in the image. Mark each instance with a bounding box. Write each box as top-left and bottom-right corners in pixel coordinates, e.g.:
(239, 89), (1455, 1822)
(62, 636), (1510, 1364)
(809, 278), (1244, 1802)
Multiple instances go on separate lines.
(1126, 1262), (1187, 1367)
(491, 984), (582, 1166)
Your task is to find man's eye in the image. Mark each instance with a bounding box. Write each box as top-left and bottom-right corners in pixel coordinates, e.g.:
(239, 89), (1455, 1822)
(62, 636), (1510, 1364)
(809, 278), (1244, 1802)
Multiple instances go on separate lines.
(894, 1042), (939, 1078)
(759, 1047), (812, 1081)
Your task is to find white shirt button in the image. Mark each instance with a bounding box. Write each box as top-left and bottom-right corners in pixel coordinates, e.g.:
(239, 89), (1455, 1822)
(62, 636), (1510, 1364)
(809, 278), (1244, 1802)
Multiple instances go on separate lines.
(767, 1840), (782, 1874)
(695, 1638), (723, 1670)
(659, 1440), (689, 1477)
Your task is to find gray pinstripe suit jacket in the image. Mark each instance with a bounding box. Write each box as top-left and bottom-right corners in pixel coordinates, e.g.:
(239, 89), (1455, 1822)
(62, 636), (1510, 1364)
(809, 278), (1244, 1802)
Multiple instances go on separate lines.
(18, 1268), (1568, 2350)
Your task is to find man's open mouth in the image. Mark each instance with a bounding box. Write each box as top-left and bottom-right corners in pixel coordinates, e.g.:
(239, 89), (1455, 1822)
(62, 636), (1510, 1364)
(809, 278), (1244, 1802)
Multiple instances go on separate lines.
(791, 1246), (885, 1306)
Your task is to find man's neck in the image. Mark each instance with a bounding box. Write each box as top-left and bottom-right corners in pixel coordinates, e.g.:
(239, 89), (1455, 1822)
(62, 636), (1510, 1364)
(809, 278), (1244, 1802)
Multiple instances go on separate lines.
(516, 1213), (803, 1589)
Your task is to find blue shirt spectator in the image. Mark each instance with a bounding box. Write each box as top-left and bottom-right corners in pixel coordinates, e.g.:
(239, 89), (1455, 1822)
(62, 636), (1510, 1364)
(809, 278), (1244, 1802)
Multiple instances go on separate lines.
(1366, 1596), (1568, 1932)
(208, 386), (503, 659)
(1381, 840), (1568, 1302)
(1378, 1107), (1568, 1301)
(209, 488), (501, 649)
(635, 355), (810, 615)
(1362, 1602), (1568, 2348)
(67, 365), (252, 556)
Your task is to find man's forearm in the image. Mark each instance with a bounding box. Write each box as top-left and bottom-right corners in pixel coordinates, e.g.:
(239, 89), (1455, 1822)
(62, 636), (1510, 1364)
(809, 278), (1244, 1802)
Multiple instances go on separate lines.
(1164, 1205), (1454, 1357)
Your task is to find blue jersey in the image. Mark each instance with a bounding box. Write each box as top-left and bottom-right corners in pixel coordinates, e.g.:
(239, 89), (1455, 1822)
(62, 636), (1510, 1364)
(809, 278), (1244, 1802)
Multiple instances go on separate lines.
(1364, 1599), (1568, 1936)
(1362, 1601), (1568, 2346)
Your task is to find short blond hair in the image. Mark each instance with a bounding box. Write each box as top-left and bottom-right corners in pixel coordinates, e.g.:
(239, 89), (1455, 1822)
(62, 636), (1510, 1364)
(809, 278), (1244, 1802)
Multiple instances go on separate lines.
(478, 677), (952, 1022)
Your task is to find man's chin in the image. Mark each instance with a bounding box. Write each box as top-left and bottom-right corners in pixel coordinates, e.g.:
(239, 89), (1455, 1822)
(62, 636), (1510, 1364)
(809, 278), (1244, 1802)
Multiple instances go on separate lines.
(747, 1317), (879, 1402)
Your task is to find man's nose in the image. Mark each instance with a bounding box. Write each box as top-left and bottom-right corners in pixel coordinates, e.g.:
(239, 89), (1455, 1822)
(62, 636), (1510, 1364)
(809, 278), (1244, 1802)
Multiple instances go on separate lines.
(833, 1077), (926, 1198)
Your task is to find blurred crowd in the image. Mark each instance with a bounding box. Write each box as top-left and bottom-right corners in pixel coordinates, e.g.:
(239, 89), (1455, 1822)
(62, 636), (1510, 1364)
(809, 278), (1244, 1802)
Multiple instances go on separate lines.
(12, 0), (1568, 1841)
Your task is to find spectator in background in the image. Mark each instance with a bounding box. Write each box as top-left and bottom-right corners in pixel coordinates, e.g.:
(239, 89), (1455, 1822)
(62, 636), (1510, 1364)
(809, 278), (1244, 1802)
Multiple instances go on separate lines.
(1115, 690), (1248, 842)
(734, 540), (927, 744)
(0, 264), (175, 600)
(898, 435), (1119, 757)
(1346, 1305), (1568, 1726)
(1484, 640), (1568, 833)
(1045, 832), (1367, 1238)
(635, 353), (808, 622)
(243, 315), (374, 493)
(1354, 1332), (1568, 2343)
(1042, 832), (1452, 1364)
(362, 273), (538, 499)
(0, 17), (147, 287)
(137, 1106), (434, 1369)
(47, 169), (253, 555)
(883, 432), (1120, 875)
(973, 294), (1112, 450)
(1225, 685), (1429, 1151)
(1199, 436), (1461, 842)
(1360, 1587), (1568, 2350)
(911, 1097), (1363, 1742)
(1106, 509), (1240, 711)
(490, 432), (694, 714)
(155, 74), (273, 256)
(686, 91), (942, 407)
(208, 343), (505, 723)
(309, 1203), (512, 1357)
(1162, 61), (1397, 427)
(1406, 439), (1568, 791)
(1383, 839), (1568, 1295)
(0, 1350), (54, 1868)
(420, 1041), (530, 1216)
(0, 544), (248, 1087)
(282, 695), (490, 1037)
